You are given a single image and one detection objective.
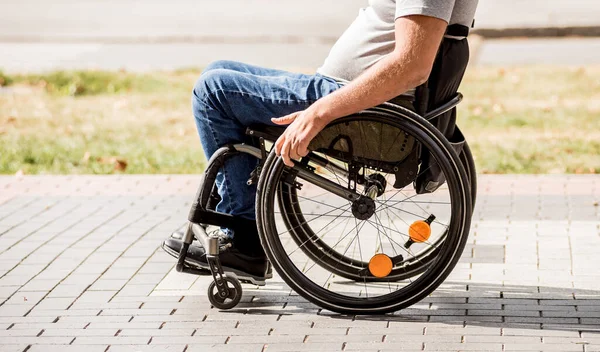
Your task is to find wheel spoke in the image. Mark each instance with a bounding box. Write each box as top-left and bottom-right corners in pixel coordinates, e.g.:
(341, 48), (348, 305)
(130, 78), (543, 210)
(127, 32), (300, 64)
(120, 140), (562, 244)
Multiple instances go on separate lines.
(286, 205), (352, 256)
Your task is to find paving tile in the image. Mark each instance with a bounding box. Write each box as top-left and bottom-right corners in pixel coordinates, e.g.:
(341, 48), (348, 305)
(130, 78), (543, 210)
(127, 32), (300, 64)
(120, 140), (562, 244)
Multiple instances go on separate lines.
(149, 336), (228, 344)
(260, 343), (342, 352)
(72, 336), (152, 345)
(109, 346), (187, 352)
(0, 346), (31, 352)
(28, 346), (108, 352)
(503, 343), (585, 351)
(186, 345), (265, 352)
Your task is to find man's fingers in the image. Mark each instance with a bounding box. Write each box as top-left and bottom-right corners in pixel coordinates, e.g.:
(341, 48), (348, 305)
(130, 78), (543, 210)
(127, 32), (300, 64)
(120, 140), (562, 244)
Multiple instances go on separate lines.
(297, 142), (309, 157)
(289, 143), (300, 161)
(274, 136), (284, 156)
(280, 139), (294, 167)
(291, 136), (308, 160)
(271, 112), (298, 125)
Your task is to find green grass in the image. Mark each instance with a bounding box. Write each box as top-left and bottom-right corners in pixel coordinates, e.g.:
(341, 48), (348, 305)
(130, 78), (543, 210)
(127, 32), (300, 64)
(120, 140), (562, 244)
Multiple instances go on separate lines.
(0, 66), (599, 174)
(458, 66), (600, 173)
(0, 135), (203, 174)
(4, 70), (169, 96)
(0, 70), (13, 87)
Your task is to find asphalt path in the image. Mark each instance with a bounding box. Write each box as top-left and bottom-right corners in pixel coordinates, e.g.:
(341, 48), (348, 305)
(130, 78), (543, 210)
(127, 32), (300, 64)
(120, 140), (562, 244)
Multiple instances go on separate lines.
(2, 0), (599, 42)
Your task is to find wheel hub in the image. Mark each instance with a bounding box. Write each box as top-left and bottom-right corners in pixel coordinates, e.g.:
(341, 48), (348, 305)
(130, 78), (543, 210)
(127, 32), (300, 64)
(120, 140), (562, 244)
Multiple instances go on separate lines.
(365, 173), (387, 199)
(352, 196), (376, 220)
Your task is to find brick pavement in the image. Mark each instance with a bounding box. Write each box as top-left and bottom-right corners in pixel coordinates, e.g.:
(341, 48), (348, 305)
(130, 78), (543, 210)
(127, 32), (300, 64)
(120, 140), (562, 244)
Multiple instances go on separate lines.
(0, 175), (598, 352)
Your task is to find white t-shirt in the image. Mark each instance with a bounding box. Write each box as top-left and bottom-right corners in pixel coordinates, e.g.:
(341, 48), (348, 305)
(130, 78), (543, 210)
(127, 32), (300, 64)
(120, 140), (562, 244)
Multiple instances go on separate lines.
(318, 0), (479, 82)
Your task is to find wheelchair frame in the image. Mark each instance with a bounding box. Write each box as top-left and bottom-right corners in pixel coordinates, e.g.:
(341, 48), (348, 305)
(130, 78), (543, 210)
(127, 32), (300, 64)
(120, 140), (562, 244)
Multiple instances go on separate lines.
(174, 91), (469, 309)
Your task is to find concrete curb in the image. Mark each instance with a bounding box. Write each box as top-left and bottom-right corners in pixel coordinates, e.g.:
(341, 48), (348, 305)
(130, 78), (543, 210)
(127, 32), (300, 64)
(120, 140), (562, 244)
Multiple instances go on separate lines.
(473, 26), (600, 38)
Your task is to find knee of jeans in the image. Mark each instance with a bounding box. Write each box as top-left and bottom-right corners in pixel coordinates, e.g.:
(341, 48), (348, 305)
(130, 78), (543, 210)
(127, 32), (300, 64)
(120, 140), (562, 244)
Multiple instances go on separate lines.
(202, 60), (235, 74)
(192, 68), (231, 104)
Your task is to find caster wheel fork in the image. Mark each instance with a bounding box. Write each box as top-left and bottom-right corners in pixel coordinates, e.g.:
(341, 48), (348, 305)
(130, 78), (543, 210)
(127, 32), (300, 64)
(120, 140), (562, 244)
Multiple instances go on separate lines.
(206, 254), (243, 310)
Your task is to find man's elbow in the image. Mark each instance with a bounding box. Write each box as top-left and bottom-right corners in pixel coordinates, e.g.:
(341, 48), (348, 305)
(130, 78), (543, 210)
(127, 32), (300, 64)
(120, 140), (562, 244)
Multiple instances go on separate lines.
(390, 51), (433, 88)
(412, 66), (432, 87)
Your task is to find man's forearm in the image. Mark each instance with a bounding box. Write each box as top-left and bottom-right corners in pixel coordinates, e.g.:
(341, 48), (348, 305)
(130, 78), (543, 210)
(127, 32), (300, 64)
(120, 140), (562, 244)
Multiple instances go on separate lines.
(310, 51), (428, 125)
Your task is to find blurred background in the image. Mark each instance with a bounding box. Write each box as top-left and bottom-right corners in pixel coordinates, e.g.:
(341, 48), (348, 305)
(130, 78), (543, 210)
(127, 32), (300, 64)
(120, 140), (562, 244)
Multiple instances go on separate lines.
(1, 0), (599, 175)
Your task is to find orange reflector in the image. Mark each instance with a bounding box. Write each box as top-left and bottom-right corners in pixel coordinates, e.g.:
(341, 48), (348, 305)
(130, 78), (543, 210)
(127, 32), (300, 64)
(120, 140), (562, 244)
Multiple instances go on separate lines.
(409, 220), (432, 243)
(368, 254), (393, 278)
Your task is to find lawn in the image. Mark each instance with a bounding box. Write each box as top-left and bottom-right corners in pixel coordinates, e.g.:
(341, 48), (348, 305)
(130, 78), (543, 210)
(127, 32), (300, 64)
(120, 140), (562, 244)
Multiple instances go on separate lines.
(0, 66), (599, 175)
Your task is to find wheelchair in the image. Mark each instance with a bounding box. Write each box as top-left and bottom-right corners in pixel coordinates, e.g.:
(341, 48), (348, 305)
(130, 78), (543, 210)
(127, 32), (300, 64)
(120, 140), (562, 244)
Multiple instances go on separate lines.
(172, 31), (477, 315)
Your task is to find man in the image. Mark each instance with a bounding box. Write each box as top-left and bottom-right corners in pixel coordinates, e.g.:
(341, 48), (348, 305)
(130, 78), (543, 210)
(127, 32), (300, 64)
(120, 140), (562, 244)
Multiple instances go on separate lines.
(163, 0), (479, 284)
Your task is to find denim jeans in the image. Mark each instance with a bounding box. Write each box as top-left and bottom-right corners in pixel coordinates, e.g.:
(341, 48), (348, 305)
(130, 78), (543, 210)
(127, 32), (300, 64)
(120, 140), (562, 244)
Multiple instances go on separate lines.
(191, 60), (341, 238)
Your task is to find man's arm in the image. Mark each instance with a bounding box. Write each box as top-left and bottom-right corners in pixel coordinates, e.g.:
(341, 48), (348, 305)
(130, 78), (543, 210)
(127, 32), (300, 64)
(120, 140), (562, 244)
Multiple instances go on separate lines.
(307, 15), (447, 122)
(273, 15), (448, 166)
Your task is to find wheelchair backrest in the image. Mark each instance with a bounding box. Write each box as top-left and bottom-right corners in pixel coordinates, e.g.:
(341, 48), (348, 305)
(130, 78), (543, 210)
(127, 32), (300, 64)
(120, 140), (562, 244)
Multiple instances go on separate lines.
(414, 25), (471, 118)
(413, 24), (472, 194)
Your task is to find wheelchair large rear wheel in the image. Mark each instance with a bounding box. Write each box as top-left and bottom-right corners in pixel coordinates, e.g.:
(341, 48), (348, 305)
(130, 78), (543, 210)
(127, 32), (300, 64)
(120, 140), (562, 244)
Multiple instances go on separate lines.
(256, 108), (472, 314)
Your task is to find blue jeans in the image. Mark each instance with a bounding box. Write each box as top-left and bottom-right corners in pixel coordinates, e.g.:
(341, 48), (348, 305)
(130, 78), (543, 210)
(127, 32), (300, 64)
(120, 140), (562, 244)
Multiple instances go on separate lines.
(192, 60), (341, 238)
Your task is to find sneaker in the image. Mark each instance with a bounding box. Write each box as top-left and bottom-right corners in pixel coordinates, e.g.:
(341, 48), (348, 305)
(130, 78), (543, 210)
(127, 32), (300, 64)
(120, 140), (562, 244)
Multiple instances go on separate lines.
(162, 229), (272, 286)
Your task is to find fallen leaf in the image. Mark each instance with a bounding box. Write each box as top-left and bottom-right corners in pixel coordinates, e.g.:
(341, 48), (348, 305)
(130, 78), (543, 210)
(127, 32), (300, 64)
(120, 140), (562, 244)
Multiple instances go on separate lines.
(593, 201), (599, 207)
(114, 159), (128, 171)
(97, 156), (128, 171)
(82, 151), (91, 163)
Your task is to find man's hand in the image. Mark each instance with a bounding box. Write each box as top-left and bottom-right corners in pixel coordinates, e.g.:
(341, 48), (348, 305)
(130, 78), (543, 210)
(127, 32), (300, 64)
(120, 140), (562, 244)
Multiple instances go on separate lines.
(272, 108), (327, 167)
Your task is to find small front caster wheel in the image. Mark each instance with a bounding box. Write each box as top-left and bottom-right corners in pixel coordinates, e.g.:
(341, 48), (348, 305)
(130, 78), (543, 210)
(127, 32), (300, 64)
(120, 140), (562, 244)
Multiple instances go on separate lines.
(208, 276), (242, 310)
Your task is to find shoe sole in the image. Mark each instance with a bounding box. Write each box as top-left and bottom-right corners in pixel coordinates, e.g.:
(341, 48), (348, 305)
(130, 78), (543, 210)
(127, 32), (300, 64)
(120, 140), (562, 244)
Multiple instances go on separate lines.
(161, 242), (270, 286)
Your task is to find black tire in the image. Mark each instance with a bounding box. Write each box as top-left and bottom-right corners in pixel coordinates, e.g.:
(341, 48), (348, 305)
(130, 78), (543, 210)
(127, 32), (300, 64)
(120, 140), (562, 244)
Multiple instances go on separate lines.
(461, 141), (477, 209)
(256, 107), (472, 314)
(207, 276), (242, 310)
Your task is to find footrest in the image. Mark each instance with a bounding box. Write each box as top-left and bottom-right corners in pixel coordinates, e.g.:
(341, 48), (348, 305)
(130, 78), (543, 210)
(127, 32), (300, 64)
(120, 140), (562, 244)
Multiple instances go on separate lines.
(178, 265), (212, 276)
